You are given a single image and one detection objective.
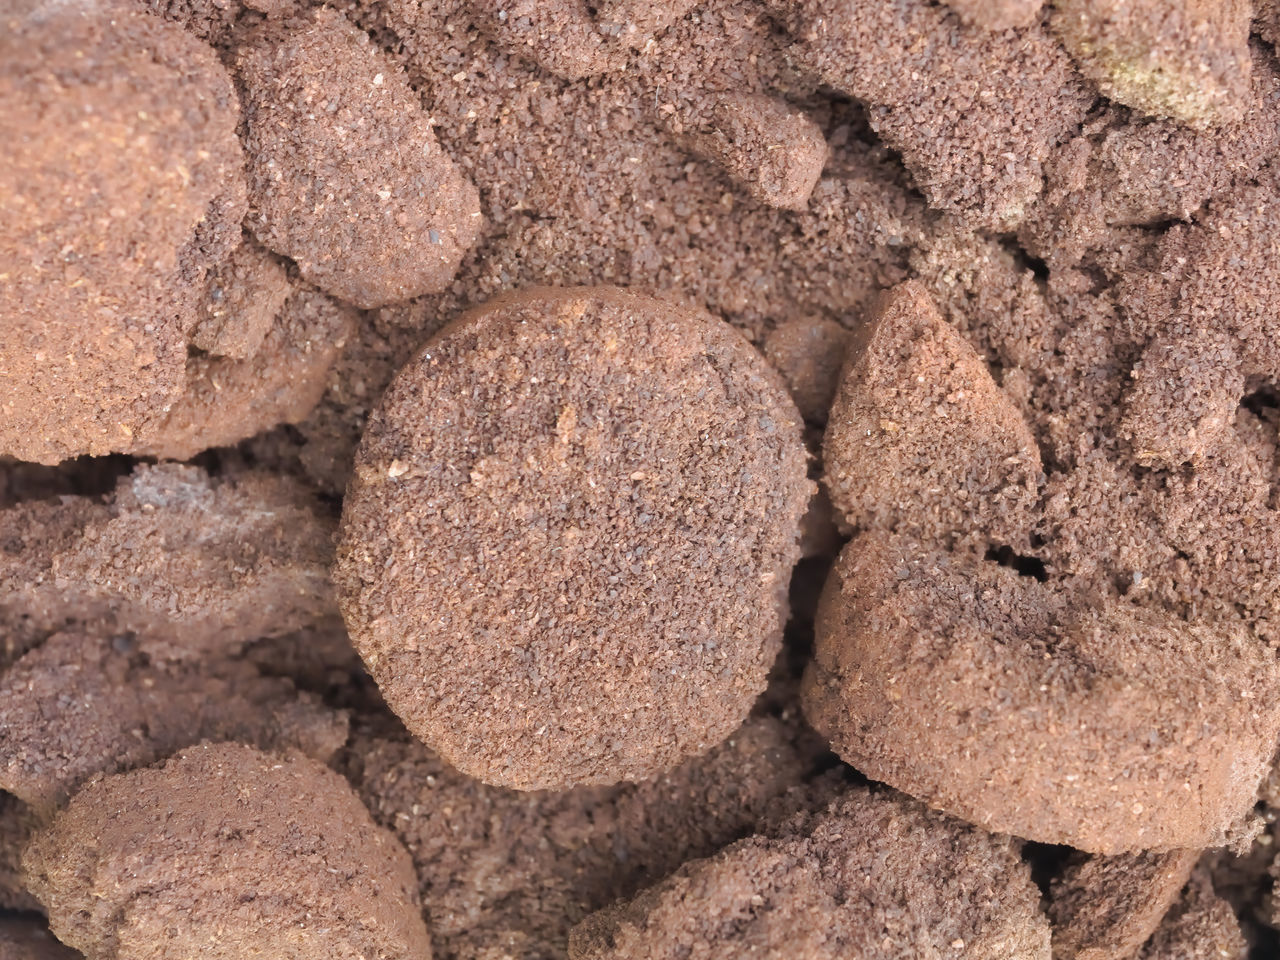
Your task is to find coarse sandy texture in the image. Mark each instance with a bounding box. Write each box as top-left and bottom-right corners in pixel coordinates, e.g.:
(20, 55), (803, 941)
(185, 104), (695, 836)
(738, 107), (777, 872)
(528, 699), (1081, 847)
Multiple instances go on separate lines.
(762, 315), (850, 425)
(803, 531), (1280, 854)
(0, 631), (348, 819)
(189, 240), (293, 360)
(822, 282), (1043, 552)
(1053, 0), (1253, 127)
(235, 7), (481, 308)
(0, 464), (336, 660)
(0, 918), (79, 960)
(765, 0), (1093, 230)
(137, 288), (357, 460)
(0, 0), (245, 465)
(142, 0), (305, 44)
(0, 793), (40, 914)
(342, 712), (833, 960)
(568, 786), (1049, 960)
(252, 0), (922, 493)
(1049, 849), (1199, 960)
(1138, 871), (1247, 960)
(1019, 43), (1280, 271)
(335, 286), (811, 790)
(23, 743), (429, 960)
(943, 0), (1043, 31)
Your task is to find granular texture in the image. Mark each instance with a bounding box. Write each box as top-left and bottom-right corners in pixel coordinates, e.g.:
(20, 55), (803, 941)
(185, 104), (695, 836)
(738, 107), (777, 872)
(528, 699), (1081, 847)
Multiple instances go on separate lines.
(822, 282), (1043, 552)
(943, 0), (1043, 31)
(804, 531), (1280, 853)
(567, 786), (1049, 960)
(1049, 849), (1199, 960)
(1019, 44), (1280, 270)
(190, 240), (293, 360)
(1138, 871), (1247, 960)
(762, 314), (850, 425)
(0, 0), (245, 464)
(343, 712), (832, 960)
(0, 792), (39, 914)
(1053, 0), (1253, 126)
(0, 464), (336, 659)
(23, 743), (430, 960)
(0, 630), (348, 819)
(0, 919), (79, 960)
(235, 7), (482, 308)
(138, 289), (357, 460)
(766, 0), (1093, 230)
(335, 286), (811, 790)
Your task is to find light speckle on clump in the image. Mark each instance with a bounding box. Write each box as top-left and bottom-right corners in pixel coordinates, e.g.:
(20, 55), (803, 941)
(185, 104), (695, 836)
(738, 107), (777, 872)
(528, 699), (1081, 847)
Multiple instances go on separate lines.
(335, 286), (811, 791)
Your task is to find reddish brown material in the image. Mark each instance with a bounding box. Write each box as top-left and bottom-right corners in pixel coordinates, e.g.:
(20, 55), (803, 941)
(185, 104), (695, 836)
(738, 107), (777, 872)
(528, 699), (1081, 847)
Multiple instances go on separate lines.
(0, 465), (336, 659)
(823, 282), (1042, 551)
(804, 531), (1280, 853)
(336, 286), (810, 790)
(235, 8), (481, 308)
(24, 743), (430, 960)
(568, 787), (1049, 960)
(0, 631), (347, 819)
(1050, 850), (1200, 960)
(345, 713), (830, 960)
(0, 0), (245, 464)
(1053, 0), (1253, 126)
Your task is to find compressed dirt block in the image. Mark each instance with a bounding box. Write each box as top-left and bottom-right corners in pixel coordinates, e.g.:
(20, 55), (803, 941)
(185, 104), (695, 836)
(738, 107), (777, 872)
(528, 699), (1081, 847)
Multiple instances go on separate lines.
(0, 631), (348, 818)
(1049, 849), (1199, 960)
(336, 286), (811, 790)
(823, 282), (1042, 550)
(236, 8), (481, 308)
(568, 786), (1049, 960)
(0, 0), (245, 464)
(24, 743), (431, 960)
(0, 464), (336, 659)
(804, 531), (1280, 853)
(1054, 0), (1252, 127)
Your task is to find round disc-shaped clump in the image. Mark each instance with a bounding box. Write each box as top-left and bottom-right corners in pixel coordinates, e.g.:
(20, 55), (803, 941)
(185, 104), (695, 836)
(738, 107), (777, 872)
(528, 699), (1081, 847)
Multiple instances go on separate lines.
(336, 286), (810, 790)
(23, 743), (430, 960)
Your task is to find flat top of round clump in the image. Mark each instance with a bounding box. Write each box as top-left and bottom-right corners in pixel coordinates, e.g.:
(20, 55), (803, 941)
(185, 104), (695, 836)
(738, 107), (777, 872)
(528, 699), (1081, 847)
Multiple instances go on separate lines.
(336, 286), (810, 790)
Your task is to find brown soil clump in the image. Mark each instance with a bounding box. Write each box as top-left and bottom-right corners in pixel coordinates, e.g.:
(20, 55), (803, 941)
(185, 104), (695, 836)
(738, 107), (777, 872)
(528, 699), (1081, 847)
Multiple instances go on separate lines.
(568, 786), (1049, 960)
(1050, 849), (1200, 960)
(0, 0), (245, 464)
(24, 743), (429, 960)
(0, 464), (336, 660)
(0, 631), (347, 819)
(344, 712), (831, 960)
(235, 8), (482, 308)
(336, 286), (810, 790)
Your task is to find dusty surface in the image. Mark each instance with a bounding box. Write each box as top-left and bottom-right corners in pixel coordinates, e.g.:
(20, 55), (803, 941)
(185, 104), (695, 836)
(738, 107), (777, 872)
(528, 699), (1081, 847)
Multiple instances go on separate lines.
(568, 786), (1049, 960)
(23, 743), (429, 960)
(336, 286), (810, 790)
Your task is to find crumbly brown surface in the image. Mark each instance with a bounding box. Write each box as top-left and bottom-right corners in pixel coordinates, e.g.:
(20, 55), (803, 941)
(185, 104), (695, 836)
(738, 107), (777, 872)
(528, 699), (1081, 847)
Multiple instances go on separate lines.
(804, 530), (1280, 854)
(0, 464), (336, 661)
(336, 286), (810, 790)
(0, 630), (347, 818)
(0, 917), (79, 960)
(0, 0), (245, 464)
(568, 786), (1049, 960)
(0, 794), (39, 915)
(23, 743), (430, 960)
(343, 712), (833, 960)
(5, 0), (1280, 955)
(1050, 850), (1200, 960)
